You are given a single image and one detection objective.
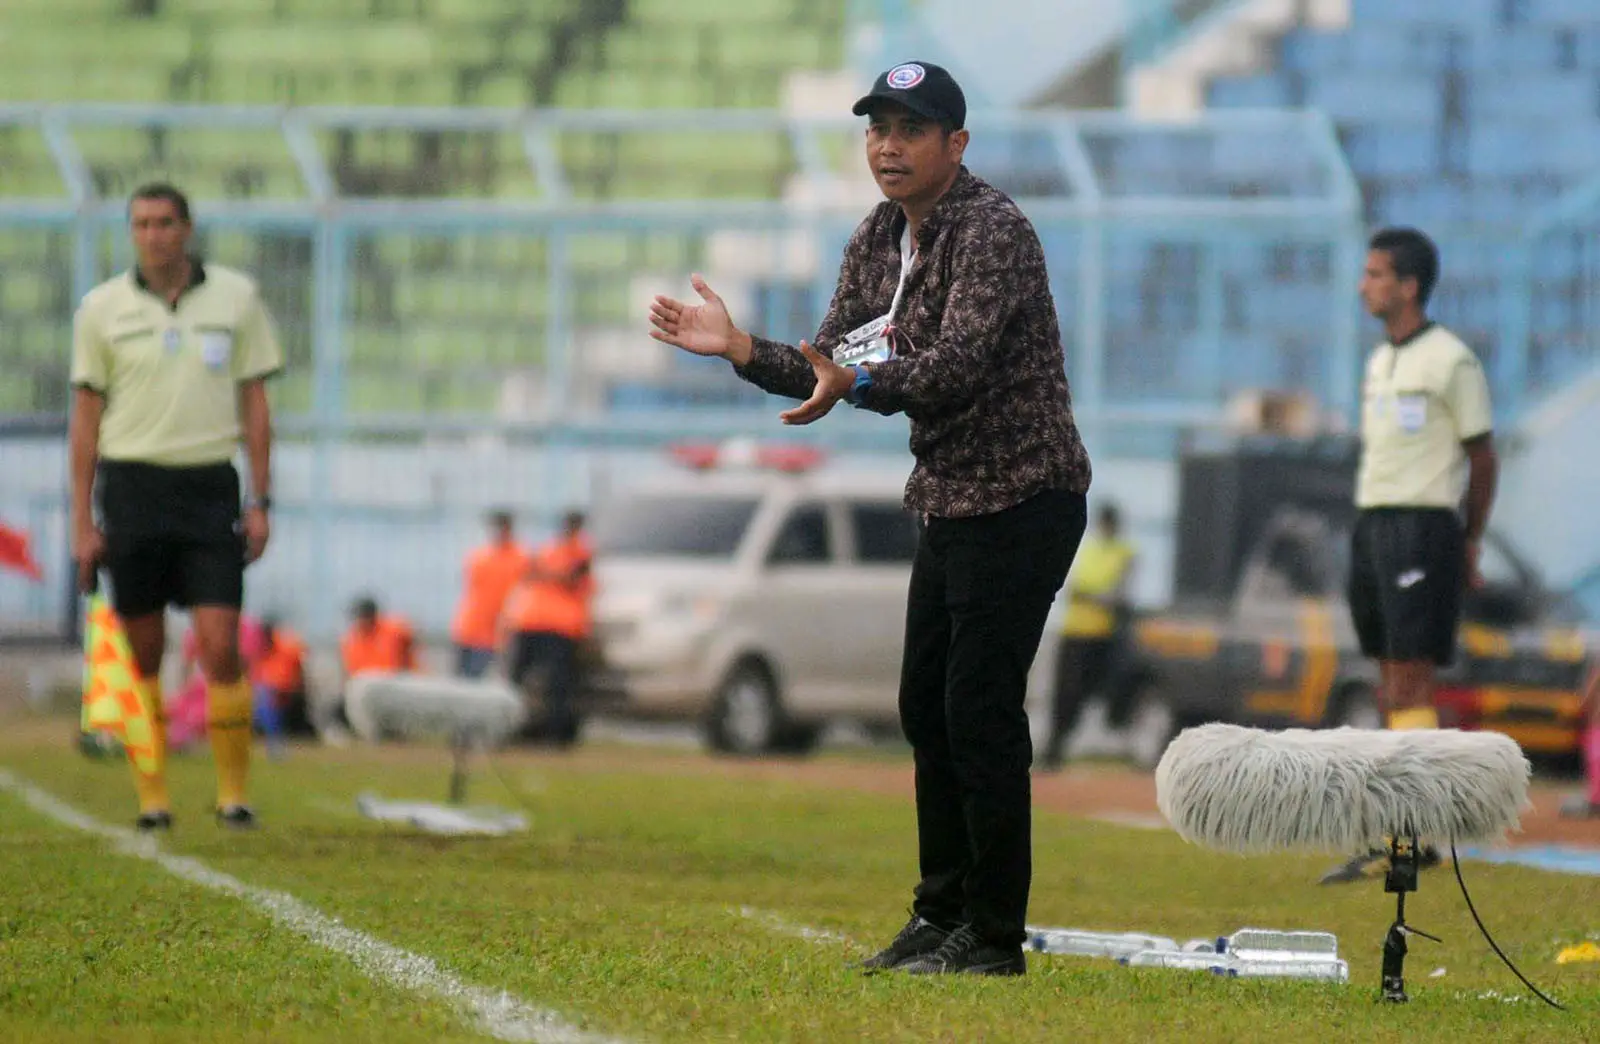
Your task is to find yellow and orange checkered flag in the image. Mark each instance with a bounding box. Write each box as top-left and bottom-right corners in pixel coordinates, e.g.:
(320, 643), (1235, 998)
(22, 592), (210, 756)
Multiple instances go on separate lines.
(80, 594), (157, 775)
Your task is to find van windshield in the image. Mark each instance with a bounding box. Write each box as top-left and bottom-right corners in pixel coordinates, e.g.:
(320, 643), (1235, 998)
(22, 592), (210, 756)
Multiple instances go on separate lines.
(592, 495), (760, 558)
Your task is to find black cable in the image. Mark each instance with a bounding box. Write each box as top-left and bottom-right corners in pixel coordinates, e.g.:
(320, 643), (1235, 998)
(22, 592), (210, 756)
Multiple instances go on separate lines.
(1449, 840), (1566, 1011)
(483, 748), (544, 825)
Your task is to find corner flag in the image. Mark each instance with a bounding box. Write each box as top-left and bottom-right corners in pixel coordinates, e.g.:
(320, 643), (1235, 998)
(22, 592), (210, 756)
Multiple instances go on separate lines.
(80, 595), (157, 775)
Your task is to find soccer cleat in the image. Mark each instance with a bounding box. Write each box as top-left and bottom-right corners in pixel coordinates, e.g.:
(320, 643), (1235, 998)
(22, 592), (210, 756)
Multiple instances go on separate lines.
(216, 805), (258, 830)
(135, 810), (172, 833)
(897, 924), (1026, 977)
(859, 914), (950, 973)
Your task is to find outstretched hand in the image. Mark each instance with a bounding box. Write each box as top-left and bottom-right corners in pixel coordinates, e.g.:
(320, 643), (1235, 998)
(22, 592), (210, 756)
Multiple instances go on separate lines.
(649, 274), (748, 364)
(779, 341), (855, 426)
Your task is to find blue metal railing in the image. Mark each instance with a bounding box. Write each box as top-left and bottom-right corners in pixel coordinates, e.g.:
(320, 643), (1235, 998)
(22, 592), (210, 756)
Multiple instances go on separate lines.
(0, 103), (1360, 640)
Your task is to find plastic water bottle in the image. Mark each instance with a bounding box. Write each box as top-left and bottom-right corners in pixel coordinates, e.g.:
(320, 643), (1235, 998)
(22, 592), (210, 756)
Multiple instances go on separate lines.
(1220, 928), (1349, 983)
(1027, 928), (1179, 959)
(1118, 927), (1349, 983)
(1123, 949), (1233, 973)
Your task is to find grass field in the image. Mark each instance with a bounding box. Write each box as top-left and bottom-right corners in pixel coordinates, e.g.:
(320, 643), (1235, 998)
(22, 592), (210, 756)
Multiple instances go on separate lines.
(1, 713), (1597, 1043)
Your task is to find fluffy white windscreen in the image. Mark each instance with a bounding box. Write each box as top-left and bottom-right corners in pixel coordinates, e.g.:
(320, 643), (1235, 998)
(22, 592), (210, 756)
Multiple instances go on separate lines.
(344, 673), (528, 746)
(1155, 723), (1531, 854)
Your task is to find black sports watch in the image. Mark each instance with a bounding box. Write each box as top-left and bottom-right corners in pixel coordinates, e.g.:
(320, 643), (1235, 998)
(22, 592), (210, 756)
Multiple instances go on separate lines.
(245, 494), (273, 513)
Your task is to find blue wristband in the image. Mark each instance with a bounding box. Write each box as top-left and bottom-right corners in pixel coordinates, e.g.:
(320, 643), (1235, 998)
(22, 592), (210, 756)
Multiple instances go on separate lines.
(848, 365), (872, 407)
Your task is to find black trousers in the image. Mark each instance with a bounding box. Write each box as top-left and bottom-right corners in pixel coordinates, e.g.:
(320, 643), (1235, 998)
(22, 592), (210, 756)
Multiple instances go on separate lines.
(510, 631), (579, 745)
(1044, 630), (1135, 760)
(900, 488), (1086, 948)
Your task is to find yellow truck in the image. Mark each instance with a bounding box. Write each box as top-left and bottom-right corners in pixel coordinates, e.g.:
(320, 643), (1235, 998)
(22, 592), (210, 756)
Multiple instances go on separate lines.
(1123, 435), (1593, 767)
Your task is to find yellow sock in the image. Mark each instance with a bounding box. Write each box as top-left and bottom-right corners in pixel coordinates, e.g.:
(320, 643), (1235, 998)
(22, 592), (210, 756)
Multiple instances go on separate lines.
(131, 679), (169, 814)
(1389, 706), (1440, 731)
(207, 677), (253, 809)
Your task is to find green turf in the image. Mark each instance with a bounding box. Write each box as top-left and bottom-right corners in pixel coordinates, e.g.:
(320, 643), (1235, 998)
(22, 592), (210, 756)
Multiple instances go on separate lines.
(0, 720), (1596, 1042)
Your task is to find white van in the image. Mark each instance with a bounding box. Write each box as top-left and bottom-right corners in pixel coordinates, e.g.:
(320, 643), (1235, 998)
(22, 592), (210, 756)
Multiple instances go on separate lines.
(585, 444), (1063, 755)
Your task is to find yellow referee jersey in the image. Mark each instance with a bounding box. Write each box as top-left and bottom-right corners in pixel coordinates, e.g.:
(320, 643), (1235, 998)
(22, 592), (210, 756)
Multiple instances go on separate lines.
(69, 262), (283, 467)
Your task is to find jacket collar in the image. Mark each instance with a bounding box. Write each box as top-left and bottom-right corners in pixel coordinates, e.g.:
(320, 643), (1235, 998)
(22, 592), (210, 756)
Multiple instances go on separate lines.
(893, 165), (981, 244)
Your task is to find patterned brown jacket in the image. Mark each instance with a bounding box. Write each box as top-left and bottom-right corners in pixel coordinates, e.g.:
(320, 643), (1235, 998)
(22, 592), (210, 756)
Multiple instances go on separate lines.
(735, 165), (1092, 518)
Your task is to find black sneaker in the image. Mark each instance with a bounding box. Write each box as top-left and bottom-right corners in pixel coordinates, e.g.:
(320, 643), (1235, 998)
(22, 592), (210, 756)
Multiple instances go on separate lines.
(135, 810), (172, 832)
(216, 805), (258, 830)
(859, 914), (950, 973)
(898, 924), (1026, 977)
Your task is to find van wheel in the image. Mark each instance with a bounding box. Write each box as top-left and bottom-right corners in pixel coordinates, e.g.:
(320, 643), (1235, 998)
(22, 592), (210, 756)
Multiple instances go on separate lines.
(706, 661), (783, 756)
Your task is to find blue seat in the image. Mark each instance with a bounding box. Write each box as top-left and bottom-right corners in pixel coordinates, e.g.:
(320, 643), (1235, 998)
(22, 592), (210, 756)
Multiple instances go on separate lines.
(1574, 27), (1600, 67)
(1341, 125), (1439, 179)
(1308, 75), (1442, 123)
(1471, 27), (1568, 71)
(1532, 0), (1600, 22)
(1278, 29), (1348, 74)
(1469, 77), (1593, 121)
(1207, 75), (1293, 108)
(1350, 0), (1503, 26)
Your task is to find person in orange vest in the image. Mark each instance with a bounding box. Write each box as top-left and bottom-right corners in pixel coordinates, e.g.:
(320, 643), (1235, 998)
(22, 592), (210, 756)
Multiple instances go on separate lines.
(341, 596), (419, 678)
(501, 511), (593, 746)
(451, 508), (530, 679)
(327, 596), (419, 740)
(257, 616), (312, 737)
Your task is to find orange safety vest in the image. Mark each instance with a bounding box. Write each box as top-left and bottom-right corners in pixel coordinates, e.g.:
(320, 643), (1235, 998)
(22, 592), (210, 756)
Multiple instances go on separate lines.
(451, 540), (531, 649)
(341, 615), (418, 677)
(256, 629), (307, 693)
(504, 535), (594, 640)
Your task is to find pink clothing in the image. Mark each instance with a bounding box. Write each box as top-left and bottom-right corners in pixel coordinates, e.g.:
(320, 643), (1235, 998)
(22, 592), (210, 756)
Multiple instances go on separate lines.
(169, 613), (269, 750)
(1586, 727), (1600, 806)
(167, 676), (210, 750)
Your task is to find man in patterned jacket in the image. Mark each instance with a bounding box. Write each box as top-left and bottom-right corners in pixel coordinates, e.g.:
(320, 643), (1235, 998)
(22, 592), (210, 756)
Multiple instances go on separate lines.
(648, 60), (1092, 977)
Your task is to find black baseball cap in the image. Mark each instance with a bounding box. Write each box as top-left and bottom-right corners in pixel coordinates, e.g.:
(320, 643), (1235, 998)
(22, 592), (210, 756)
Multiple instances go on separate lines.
(851, 61), (967, 130)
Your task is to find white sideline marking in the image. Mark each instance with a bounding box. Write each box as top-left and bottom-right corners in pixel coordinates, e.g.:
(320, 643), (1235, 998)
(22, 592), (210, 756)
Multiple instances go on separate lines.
(0, 769), (628, 1044)
(735, 906), (855, 947)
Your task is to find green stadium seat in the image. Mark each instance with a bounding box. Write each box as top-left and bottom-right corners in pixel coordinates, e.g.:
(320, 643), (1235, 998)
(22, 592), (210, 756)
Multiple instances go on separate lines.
(2, 271), (52, 316)
(268, 373), (315, 416)
(0, 0), (850, 421)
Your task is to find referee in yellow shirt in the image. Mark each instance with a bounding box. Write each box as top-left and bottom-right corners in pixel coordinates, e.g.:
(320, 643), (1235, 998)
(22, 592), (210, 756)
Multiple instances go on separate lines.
(1321, 226), (1498, 884)
(69, 183), (283, 831)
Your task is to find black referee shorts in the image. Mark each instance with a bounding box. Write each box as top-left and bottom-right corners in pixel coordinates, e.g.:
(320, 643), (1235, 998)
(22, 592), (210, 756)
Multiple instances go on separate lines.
(97, 460), (246, 619)
(1347, 507), (1464, 667)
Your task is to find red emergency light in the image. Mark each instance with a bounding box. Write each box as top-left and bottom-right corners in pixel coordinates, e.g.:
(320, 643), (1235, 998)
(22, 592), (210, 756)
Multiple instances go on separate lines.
(667, 441), (825, 474)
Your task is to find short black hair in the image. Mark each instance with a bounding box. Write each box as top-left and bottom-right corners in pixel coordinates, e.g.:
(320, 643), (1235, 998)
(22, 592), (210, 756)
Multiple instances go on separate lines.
(351, 596), (379, 620)
(488, 508), (515, 530)
(1098, 502), (1121, 530)
(562, 510), (586, 531)
(1369, 227), (1439, 307)
(129, 182), (192, 223)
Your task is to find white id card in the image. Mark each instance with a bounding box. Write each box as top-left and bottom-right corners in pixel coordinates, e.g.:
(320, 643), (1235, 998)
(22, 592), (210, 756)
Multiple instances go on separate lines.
(836, 314), (893, 366)
(1395, 394), (1427, 433)
(200, 330), (233, 372)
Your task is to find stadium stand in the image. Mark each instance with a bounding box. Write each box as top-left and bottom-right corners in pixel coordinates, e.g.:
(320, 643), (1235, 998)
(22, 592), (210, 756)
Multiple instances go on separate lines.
(0, 0), (849, 417)
(1202, 0), (1600, 396)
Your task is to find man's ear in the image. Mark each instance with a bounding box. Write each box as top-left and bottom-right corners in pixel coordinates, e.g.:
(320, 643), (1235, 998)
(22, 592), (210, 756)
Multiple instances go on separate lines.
(949, 128), (970, 161)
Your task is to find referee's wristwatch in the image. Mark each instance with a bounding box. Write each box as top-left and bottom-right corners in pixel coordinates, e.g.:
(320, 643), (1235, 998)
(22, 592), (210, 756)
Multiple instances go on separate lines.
(244, 494), (273, 514)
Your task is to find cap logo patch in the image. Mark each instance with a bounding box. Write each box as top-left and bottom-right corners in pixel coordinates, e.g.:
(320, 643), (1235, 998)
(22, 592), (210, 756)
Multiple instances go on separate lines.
(886, 63), (925, 89)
